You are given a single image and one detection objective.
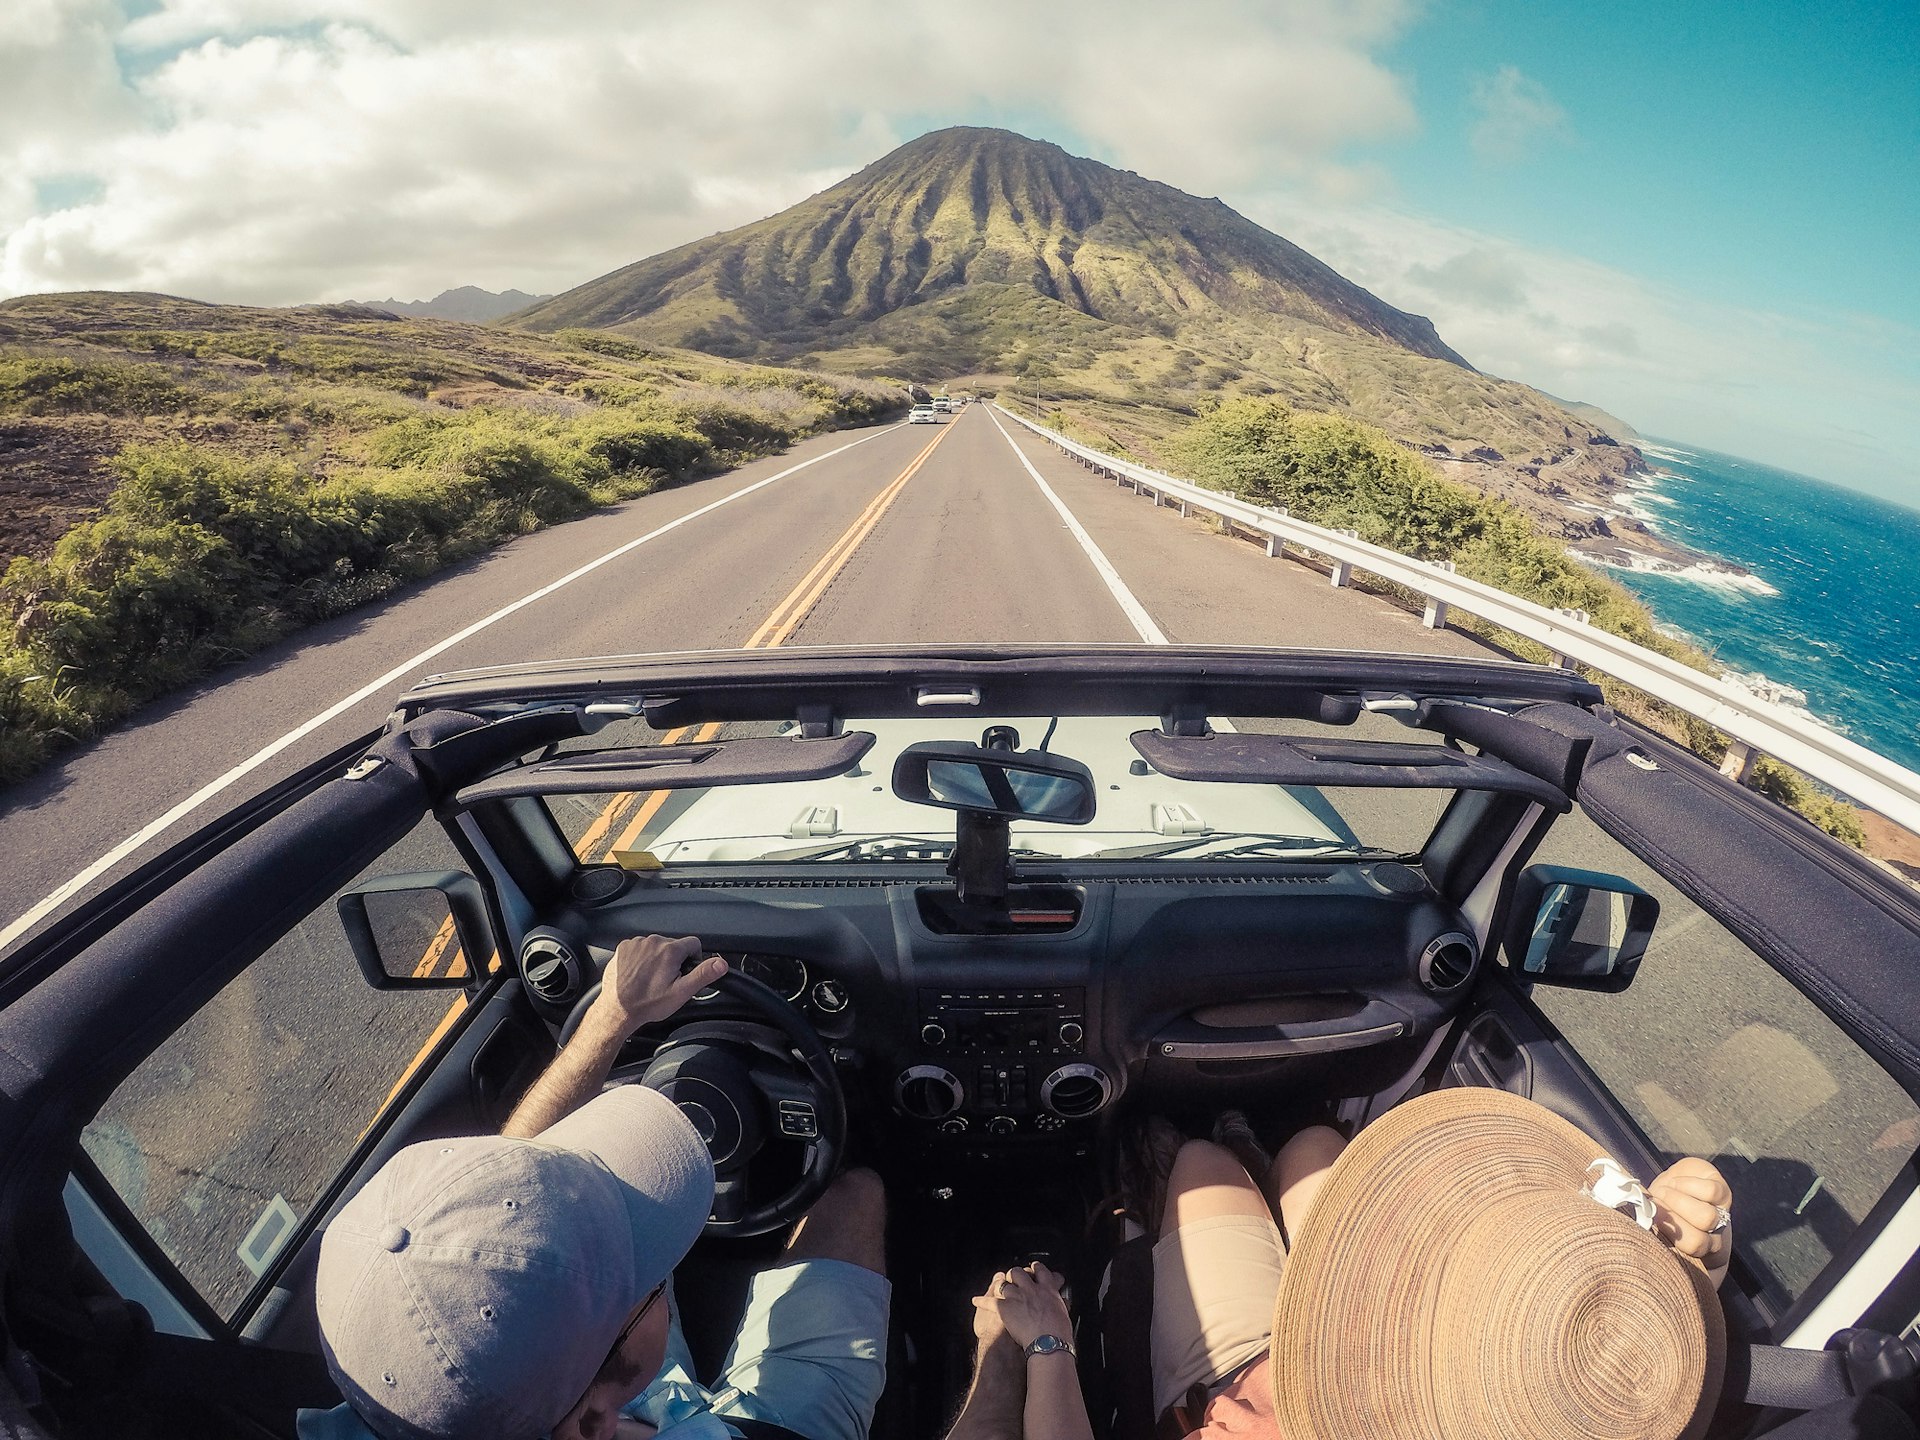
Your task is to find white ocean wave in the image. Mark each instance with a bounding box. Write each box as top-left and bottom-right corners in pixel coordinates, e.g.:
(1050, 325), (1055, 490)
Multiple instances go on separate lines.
(1638, 442), (1698, 464)
(1572, 548), (1781, 596)
(1718, 669), (1852, 739)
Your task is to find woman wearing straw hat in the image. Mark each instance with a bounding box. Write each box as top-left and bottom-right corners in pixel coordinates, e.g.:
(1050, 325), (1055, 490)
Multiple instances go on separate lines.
(977, 1088), (1734, 1440)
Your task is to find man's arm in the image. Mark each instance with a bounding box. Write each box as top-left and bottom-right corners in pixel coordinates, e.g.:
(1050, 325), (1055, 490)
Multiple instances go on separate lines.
(944, 1319), (1026, 1440)
(503, 935), (727, 1139)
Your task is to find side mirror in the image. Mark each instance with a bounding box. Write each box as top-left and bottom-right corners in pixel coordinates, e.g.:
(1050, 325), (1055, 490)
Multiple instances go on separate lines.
(892, 742), (1097, 824)
(337, 871), (496, 990)
(1505, 865), (1658, 992)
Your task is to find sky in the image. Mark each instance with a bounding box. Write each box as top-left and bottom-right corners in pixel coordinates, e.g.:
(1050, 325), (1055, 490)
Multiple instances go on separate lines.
(3, 0), (1917, 504)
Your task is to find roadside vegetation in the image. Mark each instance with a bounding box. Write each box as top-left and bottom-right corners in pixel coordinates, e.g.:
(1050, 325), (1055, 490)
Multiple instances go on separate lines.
(0, 293), (900, 785)
(1039, 395), (1869, 846)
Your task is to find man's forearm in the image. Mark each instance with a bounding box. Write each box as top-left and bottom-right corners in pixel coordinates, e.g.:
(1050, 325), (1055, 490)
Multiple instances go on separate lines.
(502, 1008), (627, 1138)
(944, 1334), (1026, 1440)
(1023, 1353), (1095, 1440)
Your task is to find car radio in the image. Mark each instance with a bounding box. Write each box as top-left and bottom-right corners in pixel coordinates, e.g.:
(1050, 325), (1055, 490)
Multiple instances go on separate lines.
(917, 988), (1086, 1056)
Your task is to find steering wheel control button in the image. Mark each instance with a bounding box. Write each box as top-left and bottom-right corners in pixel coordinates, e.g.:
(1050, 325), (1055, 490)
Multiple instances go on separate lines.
(777, 1100), (819, 1139)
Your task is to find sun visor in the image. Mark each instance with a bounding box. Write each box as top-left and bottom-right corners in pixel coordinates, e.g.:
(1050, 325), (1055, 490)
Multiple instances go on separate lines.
(1129, 729), (1572, 811)
(1409, 700), (1594, 794)
(453, 731), (876, 806)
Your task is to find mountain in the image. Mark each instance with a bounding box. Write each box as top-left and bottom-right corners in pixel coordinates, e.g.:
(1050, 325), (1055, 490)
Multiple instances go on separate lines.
(364, 286), (551, 322)
(509, 127), (1642, 498)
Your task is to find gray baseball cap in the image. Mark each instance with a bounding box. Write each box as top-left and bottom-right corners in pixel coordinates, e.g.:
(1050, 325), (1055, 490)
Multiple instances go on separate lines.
(315, 1085), (715, 1440)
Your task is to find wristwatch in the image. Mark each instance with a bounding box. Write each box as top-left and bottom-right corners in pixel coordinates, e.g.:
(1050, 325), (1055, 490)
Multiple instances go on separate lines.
(1026, 1333), (1075, 1359)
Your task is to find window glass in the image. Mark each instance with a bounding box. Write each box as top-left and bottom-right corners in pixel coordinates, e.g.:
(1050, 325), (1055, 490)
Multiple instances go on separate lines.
(546, 711), (1454, 864)
(79, 818), (476, 1318)
(1522, 807), (1920, 1310)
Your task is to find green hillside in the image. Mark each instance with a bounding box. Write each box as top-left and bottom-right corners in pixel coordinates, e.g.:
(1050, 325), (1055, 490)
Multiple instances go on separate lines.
(510, 127), (1636, 491)
(0, 291), (899, 782)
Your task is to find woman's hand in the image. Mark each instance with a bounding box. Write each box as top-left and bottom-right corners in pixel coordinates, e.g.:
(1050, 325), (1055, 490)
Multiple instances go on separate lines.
(973, 1263), (1073, 1349)
(588, 935), (727, 1042)
(1649, 1157), (1733, 1281)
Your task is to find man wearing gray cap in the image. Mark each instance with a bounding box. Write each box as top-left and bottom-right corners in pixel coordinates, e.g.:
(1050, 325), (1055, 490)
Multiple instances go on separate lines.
(299, 934), (890, 1440)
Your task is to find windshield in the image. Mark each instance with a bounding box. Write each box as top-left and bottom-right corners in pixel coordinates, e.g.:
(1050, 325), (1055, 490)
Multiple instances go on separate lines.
(543, 712), (1456, 866)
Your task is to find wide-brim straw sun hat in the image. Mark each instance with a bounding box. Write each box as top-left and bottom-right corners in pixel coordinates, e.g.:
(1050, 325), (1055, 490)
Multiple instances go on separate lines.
(1269, 1087), (1726, 1440)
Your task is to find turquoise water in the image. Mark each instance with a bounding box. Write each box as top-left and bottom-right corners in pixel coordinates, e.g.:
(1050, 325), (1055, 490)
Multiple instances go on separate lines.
(1592, 440), (1920, 775)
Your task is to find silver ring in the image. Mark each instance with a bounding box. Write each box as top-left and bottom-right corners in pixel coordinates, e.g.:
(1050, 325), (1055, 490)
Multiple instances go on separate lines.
(1709, 1205), (1732, 1235)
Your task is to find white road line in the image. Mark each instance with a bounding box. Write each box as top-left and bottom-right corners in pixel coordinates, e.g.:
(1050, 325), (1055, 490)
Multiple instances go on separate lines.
(0, 426), (901, 954)
(986, 406), (1169, 645)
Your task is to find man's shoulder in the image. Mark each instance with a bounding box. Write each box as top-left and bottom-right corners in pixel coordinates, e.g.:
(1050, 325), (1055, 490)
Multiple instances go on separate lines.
(296, 1404), (386, 1440)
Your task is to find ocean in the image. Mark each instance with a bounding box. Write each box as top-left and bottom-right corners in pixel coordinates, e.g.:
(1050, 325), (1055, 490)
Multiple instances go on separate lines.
(1588, 440), (1920, 775)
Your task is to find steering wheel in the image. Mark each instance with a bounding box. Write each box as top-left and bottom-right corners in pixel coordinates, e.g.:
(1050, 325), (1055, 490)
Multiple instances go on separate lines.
(558, 971), (846, 1237)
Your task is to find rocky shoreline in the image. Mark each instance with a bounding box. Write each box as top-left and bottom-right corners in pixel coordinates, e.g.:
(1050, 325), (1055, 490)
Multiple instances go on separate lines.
(1424, 438), (1757, 588)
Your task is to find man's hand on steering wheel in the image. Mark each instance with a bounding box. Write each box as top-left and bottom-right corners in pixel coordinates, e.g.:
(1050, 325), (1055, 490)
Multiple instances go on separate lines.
(584, 935), (728, 1044)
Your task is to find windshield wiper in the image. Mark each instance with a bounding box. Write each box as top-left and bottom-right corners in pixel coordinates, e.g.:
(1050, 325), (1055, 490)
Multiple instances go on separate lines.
(1085, 833), (1404, 861)
(755, 835), (1061, 863)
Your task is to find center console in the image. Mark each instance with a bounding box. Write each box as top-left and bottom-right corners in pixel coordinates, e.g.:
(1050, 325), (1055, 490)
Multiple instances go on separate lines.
(895, 987), (1112, 1133)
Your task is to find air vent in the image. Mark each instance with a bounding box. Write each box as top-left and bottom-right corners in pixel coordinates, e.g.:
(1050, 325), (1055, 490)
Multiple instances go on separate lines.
(895, 1066), (963, 1121)
(1419, 932), (1479, 993)
(1041, 1063), (1114, 1119)
(521, 930), (584, 1005)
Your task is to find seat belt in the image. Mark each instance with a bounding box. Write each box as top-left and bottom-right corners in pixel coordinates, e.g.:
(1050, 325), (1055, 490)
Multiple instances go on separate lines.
(1735, 1330), (1919, 1411)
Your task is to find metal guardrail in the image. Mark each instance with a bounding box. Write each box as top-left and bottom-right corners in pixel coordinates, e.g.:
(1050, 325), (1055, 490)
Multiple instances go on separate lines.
(994, 404), (1920, 835)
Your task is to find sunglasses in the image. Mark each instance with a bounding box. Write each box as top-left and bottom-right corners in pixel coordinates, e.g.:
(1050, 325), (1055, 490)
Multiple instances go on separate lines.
(611, 1281), (668, 1354)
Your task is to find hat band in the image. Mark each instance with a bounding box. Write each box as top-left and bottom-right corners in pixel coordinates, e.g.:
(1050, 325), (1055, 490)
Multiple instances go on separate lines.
(1583, 1156), (1657, 1230)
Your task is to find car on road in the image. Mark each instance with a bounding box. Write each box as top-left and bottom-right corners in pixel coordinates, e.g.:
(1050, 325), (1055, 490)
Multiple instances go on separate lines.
(3, 645), (1917, 1437)
(932, 397), (952, 413)
(909, 403), (940, 423)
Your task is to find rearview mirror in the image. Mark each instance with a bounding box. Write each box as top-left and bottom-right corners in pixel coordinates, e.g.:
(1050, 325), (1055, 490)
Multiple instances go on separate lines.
(337, 871), (496, 990)
(1505, 865), (1658, 992)
(892, 741), (1096, 824)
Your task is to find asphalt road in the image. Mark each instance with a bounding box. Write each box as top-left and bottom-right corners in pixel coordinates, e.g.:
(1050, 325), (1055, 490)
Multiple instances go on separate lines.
(18, 403), (1914, 1321)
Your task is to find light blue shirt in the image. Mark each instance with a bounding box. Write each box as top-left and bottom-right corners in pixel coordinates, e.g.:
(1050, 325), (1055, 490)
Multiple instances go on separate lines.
(296, 1290), (745, 1440)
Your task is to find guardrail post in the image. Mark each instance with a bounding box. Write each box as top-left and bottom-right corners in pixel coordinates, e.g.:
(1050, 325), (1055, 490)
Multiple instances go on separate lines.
(1329, 529), (1359, 588)
(1423, 560), (1457, 629)
(1719, 741), (1757, 784)
(1178, 498), (1191, 518)
(1264, 509), (1290, 559)
(1549, 608), (1591, 668)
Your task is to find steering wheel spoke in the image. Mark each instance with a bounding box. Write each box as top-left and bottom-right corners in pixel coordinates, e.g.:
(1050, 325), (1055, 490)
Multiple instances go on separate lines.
(563, 970), (845, 1238)
(708, 1178), (748, 1226)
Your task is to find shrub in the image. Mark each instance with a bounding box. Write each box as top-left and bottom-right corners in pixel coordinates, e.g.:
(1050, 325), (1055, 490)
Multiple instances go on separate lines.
(1164, 397), (1865, 846)
(0, 357), (197, 416)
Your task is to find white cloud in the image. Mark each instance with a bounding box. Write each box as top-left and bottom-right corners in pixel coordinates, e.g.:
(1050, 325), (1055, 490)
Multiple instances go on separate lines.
(1246, 196), (1920, 500)
(1468, 65), (1569, 164)
(0, 0), (1421, 305)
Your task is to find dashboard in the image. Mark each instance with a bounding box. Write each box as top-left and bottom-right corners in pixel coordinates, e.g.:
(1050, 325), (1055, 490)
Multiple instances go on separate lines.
(514, 861), (1480, 1148)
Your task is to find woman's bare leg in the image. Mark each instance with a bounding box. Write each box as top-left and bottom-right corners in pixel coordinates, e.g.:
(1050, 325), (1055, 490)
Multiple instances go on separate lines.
(1161, 1139), (1269, 1236)
(1264, 1126), (1346, 1245)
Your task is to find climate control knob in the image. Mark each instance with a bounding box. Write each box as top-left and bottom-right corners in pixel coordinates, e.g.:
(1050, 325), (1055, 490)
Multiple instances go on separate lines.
(985, 1115), (1017, 1137)
(938, 1116), (969, 1134)
(920, 1022), (947, 1048)
(1057, 1021), (1084, 1047)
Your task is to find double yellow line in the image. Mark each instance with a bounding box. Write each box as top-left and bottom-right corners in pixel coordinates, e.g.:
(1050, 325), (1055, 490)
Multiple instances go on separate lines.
(576, 417), (957, 863)
(372, 416), (960, 1130)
